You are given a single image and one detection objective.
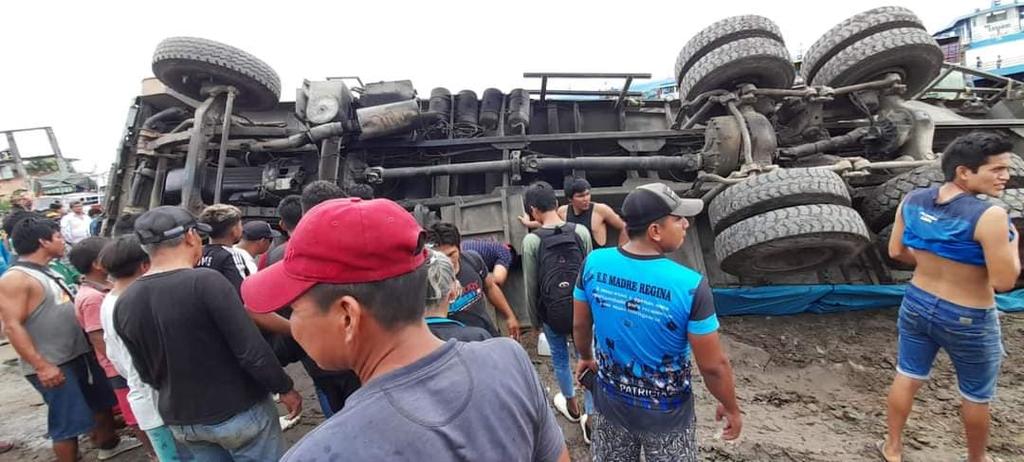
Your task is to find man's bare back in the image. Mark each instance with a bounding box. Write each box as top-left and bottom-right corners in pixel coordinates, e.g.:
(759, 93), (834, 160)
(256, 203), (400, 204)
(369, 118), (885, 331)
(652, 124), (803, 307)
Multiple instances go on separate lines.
(890, 182), (1020, 308)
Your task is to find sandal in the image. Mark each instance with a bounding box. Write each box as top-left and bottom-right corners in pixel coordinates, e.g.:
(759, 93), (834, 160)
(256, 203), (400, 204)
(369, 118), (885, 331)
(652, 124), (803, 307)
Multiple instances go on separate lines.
(552, 393), (581, 423)
(876, 440), (900, 462)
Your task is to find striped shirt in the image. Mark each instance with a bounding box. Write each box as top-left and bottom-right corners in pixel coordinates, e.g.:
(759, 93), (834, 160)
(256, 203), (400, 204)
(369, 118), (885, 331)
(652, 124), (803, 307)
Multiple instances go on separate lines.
(460, 239), (512, 272)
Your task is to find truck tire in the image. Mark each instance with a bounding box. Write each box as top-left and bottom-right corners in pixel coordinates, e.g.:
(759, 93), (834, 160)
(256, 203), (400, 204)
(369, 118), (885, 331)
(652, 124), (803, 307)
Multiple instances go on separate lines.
(875, 224), (914, 271)
(859, 164), (943, 232)
(678, 37), (795, 103)
(1010, 154), (1024, 189)
(877, 190), (1024, 272)
(715, 204), (871, 276)
(990, 189), (1024, 288)
(984, 188), (1024, 223)
(708, 168), (851, 233)
(810, 27), (942, 97)
(674, 15), (783, 87)
(859, 155), (1024, 232)
(801, 6), (924, 84)
(153, 37), (281, 111)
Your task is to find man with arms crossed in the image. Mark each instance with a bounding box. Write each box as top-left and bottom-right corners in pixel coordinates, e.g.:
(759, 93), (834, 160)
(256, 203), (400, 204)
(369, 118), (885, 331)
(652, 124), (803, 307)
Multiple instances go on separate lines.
(883, 132), (1020, 462)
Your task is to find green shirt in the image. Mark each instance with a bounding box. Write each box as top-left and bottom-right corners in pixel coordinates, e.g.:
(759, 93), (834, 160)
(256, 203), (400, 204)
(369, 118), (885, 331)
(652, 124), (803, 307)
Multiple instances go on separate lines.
(48, 259), (81, 293)
(522, 222), (593, 320)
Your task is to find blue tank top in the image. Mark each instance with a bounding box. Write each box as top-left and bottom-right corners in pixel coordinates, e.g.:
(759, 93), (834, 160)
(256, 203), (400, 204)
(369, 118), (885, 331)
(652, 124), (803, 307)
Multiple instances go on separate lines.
(901, 187), (1009, 266)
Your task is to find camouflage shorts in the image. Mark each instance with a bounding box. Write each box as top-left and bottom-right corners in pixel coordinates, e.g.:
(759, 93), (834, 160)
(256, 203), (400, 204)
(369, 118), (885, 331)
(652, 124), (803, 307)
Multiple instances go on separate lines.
(591, 413), (697, 462)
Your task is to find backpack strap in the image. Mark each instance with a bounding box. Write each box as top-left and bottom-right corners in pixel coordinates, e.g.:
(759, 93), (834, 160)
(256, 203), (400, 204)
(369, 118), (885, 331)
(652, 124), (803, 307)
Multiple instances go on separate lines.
(560, 223), (585, 250)
(10, 260), (76, 299)
(426, 316), (466, 327)
(462, 249), (487, 279)
(534, 223), (585, 251)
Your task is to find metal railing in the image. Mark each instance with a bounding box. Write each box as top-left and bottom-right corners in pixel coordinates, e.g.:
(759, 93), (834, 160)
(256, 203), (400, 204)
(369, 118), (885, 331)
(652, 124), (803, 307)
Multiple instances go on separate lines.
(971, 54), (1024, 71)
(913, 62), (1024, 103)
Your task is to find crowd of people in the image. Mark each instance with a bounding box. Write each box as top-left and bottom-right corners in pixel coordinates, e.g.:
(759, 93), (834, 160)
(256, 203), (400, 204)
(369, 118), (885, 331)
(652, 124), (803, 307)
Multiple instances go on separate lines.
(0, 131), (1015, 462)
(1, 192), (106, 278)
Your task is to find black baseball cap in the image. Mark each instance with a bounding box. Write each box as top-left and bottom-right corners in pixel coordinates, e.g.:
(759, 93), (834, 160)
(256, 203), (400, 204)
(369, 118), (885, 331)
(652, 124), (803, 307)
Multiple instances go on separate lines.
(622, 183), (704, 230)
(134, 206), (212, 244)
(242, 220), (281, 240)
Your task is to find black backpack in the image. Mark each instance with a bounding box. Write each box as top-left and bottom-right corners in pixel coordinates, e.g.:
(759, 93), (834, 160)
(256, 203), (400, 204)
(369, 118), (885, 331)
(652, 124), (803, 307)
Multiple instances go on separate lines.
(535, 223), (584, 335)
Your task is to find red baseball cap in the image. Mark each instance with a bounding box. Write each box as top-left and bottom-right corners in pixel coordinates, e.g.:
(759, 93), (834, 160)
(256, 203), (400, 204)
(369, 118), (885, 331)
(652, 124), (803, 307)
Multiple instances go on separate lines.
(241, 198), (428, 313)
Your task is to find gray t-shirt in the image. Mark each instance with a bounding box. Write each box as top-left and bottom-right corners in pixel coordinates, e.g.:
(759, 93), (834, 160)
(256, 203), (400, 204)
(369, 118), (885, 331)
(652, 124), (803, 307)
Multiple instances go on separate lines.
(281, 338), (565, 462)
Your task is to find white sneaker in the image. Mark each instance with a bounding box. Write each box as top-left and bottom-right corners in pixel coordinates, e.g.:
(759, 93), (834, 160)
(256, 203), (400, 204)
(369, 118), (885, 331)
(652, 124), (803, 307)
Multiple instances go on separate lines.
(280, 412), (302, 430)
(97, 437), (142, 460)
(552, 392), (581, 423)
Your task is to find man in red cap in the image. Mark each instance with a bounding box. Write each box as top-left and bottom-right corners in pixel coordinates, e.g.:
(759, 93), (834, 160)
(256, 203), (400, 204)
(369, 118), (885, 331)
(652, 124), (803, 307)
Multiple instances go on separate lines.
(242, 198), (569, 462)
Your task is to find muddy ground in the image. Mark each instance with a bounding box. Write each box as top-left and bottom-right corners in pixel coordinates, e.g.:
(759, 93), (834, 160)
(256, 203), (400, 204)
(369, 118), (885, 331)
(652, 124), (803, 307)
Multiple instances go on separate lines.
(1, 308), (1021, 461)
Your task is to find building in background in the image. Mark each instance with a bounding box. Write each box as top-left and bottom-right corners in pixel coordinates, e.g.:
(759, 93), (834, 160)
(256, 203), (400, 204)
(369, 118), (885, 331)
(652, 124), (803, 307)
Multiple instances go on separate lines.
(1, 126), (99, 207)
(933, 0), (1024, 81)
(632, 78), (678, 101)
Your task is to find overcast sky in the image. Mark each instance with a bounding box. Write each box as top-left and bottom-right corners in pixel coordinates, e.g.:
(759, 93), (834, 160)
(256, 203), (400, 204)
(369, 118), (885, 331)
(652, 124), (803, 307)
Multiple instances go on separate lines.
(0, 0), (980, 174)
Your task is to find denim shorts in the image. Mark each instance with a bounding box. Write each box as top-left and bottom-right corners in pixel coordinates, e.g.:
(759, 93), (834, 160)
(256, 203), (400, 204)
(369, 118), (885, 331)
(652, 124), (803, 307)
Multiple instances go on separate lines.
(897, 284), (1005, 403)
(26, 354), (117, 441)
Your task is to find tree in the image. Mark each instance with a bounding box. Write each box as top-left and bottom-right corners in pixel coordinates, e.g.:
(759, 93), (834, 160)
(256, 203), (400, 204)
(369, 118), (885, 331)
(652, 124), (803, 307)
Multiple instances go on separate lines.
(23, 158), (59, 176)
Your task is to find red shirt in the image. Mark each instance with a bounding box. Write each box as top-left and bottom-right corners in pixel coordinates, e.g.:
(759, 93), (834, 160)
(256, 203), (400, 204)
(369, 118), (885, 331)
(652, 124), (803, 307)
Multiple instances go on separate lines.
(74, 282), (117, 378)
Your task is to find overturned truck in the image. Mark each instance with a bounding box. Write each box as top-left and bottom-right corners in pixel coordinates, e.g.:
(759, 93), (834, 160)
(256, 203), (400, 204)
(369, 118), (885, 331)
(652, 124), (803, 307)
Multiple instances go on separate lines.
(106, 6), (1024, 324)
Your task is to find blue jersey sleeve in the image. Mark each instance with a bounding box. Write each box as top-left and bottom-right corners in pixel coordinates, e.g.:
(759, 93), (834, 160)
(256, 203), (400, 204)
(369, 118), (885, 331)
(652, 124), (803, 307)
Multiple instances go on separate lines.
(687, 278), (719, 336)
(573, 256), (589, 302)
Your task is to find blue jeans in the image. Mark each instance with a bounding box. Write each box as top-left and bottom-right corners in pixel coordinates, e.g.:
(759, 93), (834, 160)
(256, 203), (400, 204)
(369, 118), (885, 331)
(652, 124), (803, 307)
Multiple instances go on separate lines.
(169, 398), (284, 462)
(544, 323), (593, 413)
(897, 284), (1004, 403)
(315, 386), (334, 418)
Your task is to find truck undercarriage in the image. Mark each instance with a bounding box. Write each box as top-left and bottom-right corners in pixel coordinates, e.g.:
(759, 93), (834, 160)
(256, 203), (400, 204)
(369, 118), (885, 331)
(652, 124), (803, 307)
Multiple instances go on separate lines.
(105, 6), (1024, 325)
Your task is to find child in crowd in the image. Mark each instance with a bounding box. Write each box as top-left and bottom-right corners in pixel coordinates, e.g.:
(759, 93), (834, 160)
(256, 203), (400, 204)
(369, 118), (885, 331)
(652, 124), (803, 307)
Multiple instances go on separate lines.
(68, 237), (146, 459)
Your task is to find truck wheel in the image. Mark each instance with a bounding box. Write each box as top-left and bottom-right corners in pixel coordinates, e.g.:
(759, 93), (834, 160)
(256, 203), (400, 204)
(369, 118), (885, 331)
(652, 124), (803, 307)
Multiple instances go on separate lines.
(674, 15), (783, 87)
(715, 204), (871, 277)
(877, 190), (1024, 273)
(801, 6), (924, 84)
(875, 224), (914, 271)
(860, 155), (1024, 232)
(810, 27), (942, 97)
(1009, 154), (1024, 189)
(983, 189), (1024, 288)
(978, 187), (1024, 225)
(708, 168), (851, 233)
(153, 37), (281, 111)
(678, 37), (795, 103)
(859, 164), (943, 232)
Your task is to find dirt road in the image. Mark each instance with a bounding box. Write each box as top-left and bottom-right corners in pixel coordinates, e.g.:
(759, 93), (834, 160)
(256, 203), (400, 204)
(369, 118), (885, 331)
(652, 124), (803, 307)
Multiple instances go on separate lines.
(1, 309), (1021, 461)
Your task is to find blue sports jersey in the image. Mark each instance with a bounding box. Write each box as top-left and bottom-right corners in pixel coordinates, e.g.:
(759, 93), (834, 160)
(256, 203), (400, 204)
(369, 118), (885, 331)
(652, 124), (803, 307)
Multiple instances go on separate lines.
(574, 247), (718, 431)
(902, 187), (1012, 266)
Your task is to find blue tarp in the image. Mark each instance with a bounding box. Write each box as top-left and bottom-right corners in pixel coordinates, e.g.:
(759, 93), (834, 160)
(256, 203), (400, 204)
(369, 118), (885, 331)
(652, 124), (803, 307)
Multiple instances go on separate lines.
(712, 284), (1024, 316)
